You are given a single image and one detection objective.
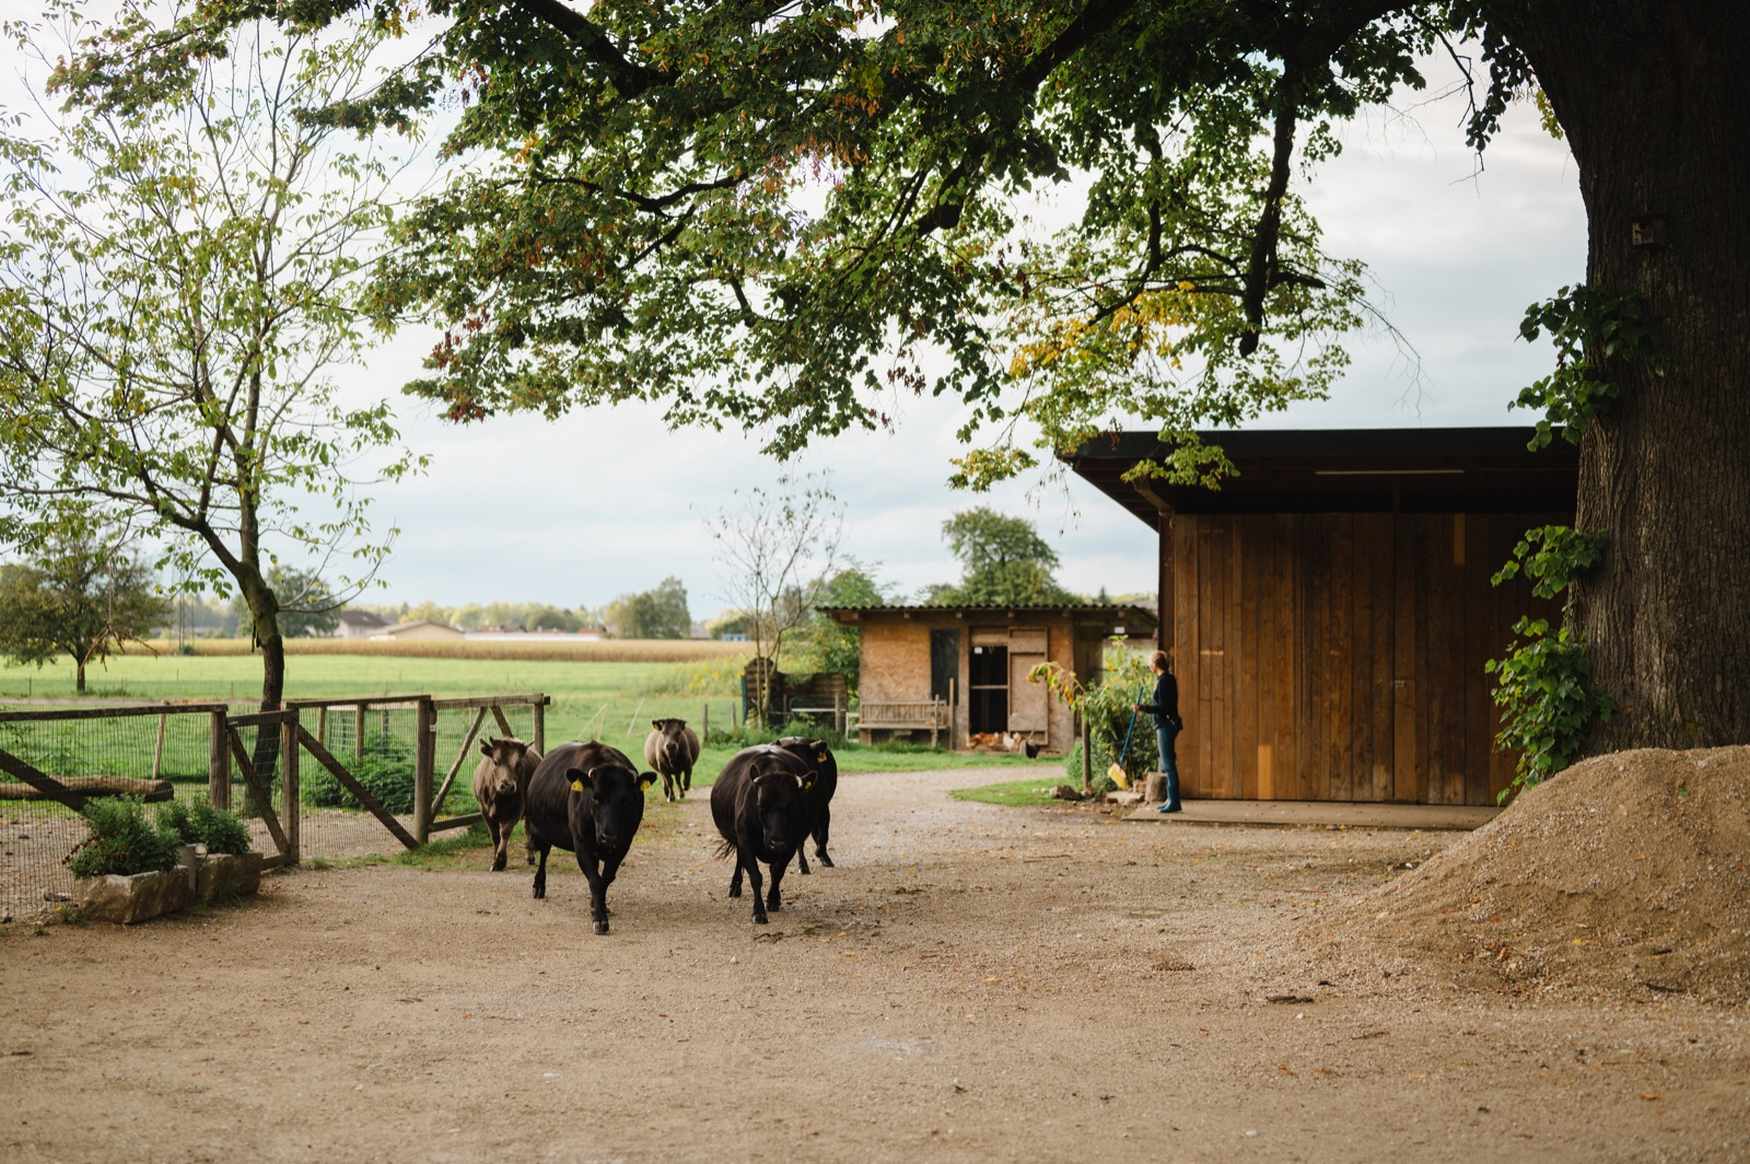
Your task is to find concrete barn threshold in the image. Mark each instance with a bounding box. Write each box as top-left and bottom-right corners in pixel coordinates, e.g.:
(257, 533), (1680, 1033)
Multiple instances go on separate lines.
(1121, 797), (1498, 831)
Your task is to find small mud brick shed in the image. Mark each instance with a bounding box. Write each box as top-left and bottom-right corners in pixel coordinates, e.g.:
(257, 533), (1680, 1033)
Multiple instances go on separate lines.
(822, 603), (1157, 751)
(1068, 427), (1578, 806)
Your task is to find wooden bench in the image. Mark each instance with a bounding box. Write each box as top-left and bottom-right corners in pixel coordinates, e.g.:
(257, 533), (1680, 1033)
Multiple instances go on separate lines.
(856, 699), (950, 747)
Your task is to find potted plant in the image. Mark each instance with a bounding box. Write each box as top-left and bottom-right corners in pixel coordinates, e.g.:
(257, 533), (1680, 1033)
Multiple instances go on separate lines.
(68, 797), (191, 924)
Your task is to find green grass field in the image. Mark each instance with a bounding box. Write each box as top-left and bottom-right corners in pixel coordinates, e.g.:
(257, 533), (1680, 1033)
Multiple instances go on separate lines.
(948, 776), (1072, 807)
(0, 651), (1052, 783)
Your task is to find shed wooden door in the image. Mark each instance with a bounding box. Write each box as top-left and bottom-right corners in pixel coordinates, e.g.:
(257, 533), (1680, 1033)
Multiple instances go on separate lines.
(1006, 628), (1049, 734)
(1168, 512), (1553, 805)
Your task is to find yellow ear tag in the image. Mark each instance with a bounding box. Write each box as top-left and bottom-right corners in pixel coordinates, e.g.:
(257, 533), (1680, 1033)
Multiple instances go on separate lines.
(816, 752), (827, 763)
(569, 778), (584, 793)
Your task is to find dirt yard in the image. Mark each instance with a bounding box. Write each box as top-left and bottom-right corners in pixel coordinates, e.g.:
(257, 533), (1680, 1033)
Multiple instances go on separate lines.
(2, 766), (1746, 1163)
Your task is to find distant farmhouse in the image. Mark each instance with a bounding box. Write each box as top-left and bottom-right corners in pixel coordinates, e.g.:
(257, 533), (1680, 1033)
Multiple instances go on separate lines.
(333, 609), (390, 639)
(372, 619), (464, 642)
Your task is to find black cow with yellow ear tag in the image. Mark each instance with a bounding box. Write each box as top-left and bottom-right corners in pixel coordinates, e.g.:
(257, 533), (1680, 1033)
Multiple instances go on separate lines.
(524, 740), (657, 934)
(775, 736), (839, 873)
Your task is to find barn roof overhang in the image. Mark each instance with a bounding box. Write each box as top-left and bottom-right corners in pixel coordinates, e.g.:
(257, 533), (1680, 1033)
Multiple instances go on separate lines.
(822, 603), (1157, 637)
(1066, 427), (1578, 526)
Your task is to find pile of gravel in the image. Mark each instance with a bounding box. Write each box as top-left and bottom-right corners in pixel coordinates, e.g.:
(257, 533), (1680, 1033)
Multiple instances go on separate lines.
(1294, 747), (1750, 1005)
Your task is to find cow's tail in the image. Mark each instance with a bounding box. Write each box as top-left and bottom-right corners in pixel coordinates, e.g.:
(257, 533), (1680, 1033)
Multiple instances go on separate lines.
(712, 837), (737, 860)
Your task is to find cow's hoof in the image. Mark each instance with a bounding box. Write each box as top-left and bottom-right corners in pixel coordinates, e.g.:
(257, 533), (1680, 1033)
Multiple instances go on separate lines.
(593, 919), (610, 935)
(753, 914), (768, 925)
(768, 901), (782, 913)
(533, 889), (545, 900)
(818, 853), (835, 868)
(798, 866), (810, 876)
(728, 886), (741, 898)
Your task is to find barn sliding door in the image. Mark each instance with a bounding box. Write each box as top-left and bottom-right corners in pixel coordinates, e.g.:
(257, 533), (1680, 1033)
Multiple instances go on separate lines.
(1168, 512), (1550, 805)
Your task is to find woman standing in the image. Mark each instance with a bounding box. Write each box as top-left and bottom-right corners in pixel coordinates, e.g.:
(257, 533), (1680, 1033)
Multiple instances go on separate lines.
(1135, 650), (1182, 814)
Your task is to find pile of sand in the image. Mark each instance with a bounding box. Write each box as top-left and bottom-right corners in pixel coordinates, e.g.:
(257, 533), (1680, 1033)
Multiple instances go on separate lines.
(1298, 747), (1750, 1005)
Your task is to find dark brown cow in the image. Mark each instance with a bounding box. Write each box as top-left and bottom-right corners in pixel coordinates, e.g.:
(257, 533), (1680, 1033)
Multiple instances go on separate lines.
(471, 737), (542, 871)
(643, 718), (701, 802)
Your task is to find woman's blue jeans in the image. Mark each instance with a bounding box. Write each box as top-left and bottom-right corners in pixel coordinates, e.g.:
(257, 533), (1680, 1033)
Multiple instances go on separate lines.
(1156, 722), (1182, 808)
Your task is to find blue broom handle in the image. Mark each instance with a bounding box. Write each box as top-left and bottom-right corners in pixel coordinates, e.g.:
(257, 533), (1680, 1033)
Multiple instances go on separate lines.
(1117, 688), (1142, 761)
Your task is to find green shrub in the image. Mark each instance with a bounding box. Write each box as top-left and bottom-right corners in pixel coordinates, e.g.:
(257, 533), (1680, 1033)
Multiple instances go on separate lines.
(155, 797), (253, 854)
(300, 736), (417, 813)
(190, 801), (252, 855)
(1040, 647), (1160, 785)
(67, 796), (179, 878)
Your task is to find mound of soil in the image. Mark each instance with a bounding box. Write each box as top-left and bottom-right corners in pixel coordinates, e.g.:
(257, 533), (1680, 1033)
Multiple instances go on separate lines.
(1300, 747), (1750, 1005)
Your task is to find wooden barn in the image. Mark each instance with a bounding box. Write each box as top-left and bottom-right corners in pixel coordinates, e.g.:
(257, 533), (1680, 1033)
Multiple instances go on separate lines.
(1069, 428), (1578, 806)
(823, 603), (1157, 752)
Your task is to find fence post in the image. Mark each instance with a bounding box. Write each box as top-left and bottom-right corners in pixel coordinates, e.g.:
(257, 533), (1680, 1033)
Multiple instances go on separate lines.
(701, 702), (709, 740)
(1080, 714), (1092, 795)
(354, 703), (365, 762)
(834, 689), (845, 737)
(208, 709), (230, 810)
(414, 697), (435, 845)
(532, 697), (546, 756)
(151, 712), (168, 781)
(281, 710), (300, 865)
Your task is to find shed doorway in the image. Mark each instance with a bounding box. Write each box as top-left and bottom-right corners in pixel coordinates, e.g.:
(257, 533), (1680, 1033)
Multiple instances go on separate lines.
(969, 643), (1008, 733)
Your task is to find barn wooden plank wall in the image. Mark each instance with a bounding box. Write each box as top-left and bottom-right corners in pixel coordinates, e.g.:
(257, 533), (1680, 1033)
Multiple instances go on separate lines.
(1167, 512), (1559, 806)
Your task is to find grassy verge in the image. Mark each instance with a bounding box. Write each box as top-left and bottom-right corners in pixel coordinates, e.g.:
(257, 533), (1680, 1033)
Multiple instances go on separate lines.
(948, 776), (1069, 807)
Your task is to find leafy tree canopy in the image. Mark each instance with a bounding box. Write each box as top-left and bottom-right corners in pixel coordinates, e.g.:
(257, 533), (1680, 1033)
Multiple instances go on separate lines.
(49, 0), (1536, 488)
(603, 576), (692, 639)
(791, 563), (887, 683)
(934, 507), (1078, 605)
(230, 565), (342, 639)
(0, 512), (169, 692)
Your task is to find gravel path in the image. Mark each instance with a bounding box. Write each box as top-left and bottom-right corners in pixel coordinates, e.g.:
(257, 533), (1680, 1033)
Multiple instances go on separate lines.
(2, 765), (1746, 1163)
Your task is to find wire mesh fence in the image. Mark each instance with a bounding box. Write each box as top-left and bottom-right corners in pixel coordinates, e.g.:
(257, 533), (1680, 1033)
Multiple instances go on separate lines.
(0, 704), (223, 919)
(0, 692), (554, 917)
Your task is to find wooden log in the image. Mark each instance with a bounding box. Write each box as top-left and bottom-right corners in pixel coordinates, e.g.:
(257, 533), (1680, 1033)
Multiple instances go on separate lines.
(296, 726), (419, 850)
(0, 775), (173, 803)
(429, 812), (483, 833)
(531, 698), (546, 755)
(490, 704), (514, 738)
(226, 727), (292, 858)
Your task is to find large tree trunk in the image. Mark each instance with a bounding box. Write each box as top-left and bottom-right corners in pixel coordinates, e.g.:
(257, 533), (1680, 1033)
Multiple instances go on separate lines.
(75, 656), (86, 695)
(239, 571), (285, 790)
(1506, 3), (1750, 749)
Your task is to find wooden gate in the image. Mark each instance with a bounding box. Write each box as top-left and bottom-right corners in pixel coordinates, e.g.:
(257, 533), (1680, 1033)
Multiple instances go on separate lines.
(420, 694), (550, 841)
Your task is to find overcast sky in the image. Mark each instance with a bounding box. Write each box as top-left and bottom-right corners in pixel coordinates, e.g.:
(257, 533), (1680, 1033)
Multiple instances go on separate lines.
(1, 20), (1587, 619)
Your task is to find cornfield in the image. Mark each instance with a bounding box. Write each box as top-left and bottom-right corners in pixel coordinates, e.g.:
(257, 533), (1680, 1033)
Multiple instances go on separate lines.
(129, 638), (755, 664)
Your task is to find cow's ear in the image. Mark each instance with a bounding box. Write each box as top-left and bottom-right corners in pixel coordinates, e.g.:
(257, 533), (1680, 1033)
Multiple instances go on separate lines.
(480, 738), (496, 757)
(567, 768), (593, 793)
(800, 770), (817, 794)
(651, 719), (663, 730)
(637, 770), (658, 788)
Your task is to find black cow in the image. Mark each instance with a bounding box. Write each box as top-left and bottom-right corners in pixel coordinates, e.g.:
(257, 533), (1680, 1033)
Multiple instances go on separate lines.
(524, 741), (657, 935)
(710, 745), (817, 925)
(774, 736), (838, 874)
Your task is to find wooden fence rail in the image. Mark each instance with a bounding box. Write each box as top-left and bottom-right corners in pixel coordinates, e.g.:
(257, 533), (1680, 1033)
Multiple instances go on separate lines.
(0, 691), (552, 869)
